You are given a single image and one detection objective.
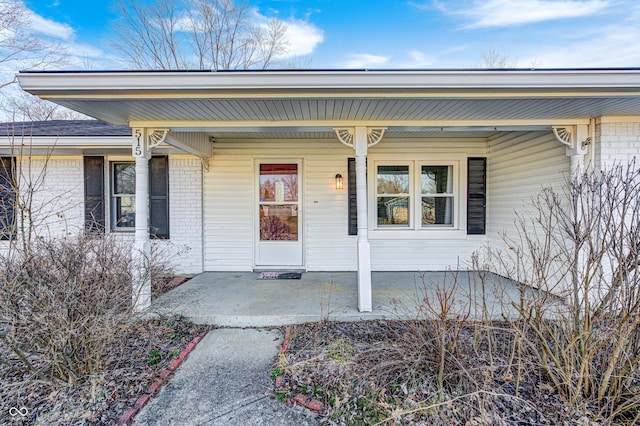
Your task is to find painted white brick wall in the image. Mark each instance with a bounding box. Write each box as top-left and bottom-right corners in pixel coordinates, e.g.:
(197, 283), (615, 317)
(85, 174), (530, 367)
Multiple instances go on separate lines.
(22, 157), (84, 237)
(161, 156), (203, 274)
(2, 155), (203, 275)
(595, 120), (640, 169)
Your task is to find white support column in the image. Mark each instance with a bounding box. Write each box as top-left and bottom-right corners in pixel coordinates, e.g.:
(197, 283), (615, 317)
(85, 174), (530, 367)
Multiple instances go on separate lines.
(568, 124), (589, 175)
(132, 128), (151, 311)
(354, 126), (372, 312)
(334, 126), (385, 312)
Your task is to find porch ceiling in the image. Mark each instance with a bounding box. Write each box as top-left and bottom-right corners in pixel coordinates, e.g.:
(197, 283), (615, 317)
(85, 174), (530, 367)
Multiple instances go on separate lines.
(17, 69), (640, 131)
(45, 96), (640, 127)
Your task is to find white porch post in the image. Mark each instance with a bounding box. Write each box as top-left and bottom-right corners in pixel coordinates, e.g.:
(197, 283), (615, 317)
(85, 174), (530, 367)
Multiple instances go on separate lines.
(132, 128), (151, 311)
(335, 127), (386, 312)
(354, 127), (372, 312)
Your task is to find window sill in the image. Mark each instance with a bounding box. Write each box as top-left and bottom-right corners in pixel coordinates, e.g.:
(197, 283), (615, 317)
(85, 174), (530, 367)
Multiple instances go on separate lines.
(368, 229), (469, 240)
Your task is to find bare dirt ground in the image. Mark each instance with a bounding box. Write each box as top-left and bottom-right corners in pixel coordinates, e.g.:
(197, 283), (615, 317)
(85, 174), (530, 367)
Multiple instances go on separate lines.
(1, 279), (211, 426)
(274, 320), (611, 426)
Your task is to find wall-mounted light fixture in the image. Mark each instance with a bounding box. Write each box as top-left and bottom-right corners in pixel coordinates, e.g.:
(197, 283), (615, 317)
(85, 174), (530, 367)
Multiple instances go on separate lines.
(335, 173), (344, 190)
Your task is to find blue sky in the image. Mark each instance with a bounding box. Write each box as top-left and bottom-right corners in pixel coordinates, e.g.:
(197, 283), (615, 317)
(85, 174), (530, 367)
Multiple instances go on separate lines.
(20, 0), (640, 69)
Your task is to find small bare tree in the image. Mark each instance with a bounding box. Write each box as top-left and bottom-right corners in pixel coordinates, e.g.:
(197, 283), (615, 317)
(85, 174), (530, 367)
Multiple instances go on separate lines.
(476, 48), (518, 68)
(487, 161), (640, 420)
(111, 0), (289, 70)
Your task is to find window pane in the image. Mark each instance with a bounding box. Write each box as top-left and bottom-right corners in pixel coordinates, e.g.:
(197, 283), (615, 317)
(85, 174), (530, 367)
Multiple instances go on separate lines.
(377, 165), (409, 194)
(260, 204), (298, 240)
(422, 196), (453, 225)
(114, 163), (135, 194)
(115, 196), (135, 228)
(377, 196), (409, 225)
(421, 166), (452, 194)
(260, 164), (298, 202)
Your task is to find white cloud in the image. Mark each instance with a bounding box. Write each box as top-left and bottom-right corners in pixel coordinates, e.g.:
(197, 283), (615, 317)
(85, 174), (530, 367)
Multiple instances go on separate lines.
(282, 19), (324, 57)
(24, 9), (74, 40)
(406, 50), (436, 67)
(528, 25), (640, 67)
(439, 0), (610, 29)
(339, 54), (391, 69)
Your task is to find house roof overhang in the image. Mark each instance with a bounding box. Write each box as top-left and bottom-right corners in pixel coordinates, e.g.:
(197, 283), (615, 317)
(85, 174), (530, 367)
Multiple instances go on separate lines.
(16, 69), (640, 136)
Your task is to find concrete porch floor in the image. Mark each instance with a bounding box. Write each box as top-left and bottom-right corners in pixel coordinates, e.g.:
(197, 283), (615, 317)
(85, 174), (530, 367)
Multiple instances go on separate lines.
(149, 271), (527, 327)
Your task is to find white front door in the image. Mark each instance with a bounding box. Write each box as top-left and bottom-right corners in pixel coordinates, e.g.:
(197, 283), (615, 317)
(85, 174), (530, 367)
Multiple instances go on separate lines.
(255, 161), (303, 267)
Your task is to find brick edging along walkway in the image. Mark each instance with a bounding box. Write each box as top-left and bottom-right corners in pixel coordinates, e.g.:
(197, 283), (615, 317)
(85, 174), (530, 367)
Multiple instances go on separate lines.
(275, 326), (324, 413)
(116, 331), (208, 426)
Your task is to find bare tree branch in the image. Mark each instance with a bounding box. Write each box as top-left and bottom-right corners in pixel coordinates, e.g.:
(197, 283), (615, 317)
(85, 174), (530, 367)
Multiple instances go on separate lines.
(111, 0), (290, 70)
(5, 92), (87, 121)
(477, 48), (518, 68)
(0, 0), (68, 88)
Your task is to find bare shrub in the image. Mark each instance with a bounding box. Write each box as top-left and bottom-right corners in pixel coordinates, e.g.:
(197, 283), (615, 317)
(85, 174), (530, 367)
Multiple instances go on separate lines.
(0, 233), (134, 386)
(490, 161), (640, 422)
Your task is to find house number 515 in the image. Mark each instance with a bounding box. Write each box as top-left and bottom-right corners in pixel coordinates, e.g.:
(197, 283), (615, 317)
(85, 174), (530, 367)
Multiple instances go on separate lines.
(133, 128), (144, 157)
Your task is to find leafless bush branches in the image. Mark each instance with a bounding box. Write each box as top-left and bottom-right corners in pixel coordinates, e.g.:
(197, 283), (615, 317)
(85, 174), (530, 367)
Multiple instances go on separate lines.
(492, 160), (640, 421)
(0, 234), (134, 386)
(278, 162), (640, 424)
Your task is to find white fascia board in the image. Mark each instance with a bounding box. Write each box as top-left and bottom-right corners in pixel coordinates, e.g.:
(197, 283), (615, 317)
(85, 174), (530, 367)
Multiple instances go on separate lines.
(129, 118), (592, 129)
(0, 136), (130, 147)
(17, 69), (640, 97)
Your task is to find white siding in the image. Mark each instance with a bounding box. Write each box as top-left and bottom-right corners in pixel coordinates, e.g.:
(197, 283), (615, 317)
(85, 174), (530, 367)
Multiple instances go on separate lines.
(368, 138), (488, 271)
(204, 137), (490, 272)
(203, 139), (355, 271)
(486, 131), (569, 251)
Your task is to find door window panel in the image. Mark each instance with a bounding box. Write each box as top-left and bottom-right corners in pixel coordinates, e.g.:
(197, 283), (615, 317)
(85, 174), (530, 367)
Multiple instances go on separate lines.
(259, 164), (298, 202)
(259, 163), (299, 241)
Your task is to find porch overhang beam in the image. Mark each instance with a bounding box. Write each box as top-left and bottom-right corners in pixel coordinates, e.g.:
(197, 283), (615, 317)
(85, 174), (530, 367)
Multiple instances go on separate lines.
(165, 134), (212, 158)
(129, 119), (592, 130)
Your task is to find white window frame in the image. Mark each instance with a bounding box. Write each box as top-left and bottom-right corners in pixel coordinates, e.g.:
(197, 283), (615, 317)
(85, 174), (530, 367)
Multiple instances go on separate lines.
(374, 161), (413, 228)
(368, 154), (467, 240)
(419, 163), (455, 228)
(111, 161), (136, 232)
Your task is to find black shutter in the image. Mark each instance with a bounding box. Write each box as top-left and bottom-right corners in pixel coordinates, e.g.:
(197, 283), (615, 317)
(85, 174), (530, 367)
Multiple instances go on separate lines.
(467, 157), (486, 235)
(149, 156), (169, 239)
(0, 157), (15, 240)
(84, 156), (105, 233)
(348, 158), (357, 235)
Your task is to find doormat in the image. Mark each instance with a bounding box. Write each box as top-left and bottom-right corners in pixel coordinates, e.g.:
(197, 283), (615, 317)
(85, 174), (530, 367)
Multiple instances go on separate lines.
(256, 271), (303, 280)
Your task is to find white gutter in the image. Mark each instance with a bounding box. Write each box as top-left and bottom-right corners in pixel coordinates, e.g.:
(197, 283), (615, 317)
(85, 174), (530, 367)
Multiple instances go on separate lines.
(17, 69), (640, 96)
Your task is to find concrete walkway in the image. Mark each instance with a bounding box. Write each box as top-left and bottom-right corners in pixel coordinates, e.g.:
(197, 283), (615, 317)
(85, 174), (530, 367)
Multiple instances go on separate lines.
(133, 328), (318, 426)
(149, 271), (524, 327)
(134, 271), (531, 425)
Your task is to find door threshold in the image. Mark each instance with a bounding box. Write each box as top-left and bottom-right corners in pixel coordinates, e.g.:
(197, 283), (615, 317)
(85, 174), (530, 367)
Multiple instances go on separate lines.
(253, 268), (306, 273)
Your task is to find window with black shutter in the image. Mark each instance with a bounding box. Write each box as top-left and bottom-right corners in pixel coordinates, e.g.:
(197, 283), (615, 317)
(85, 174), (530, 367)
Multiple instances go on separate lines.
(84, 156), (105, 232)
(348, 157), (357, 235)
(467, 157), (487, 235)
(85, 156), (169, 238)
(0, 157), (15, 240)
